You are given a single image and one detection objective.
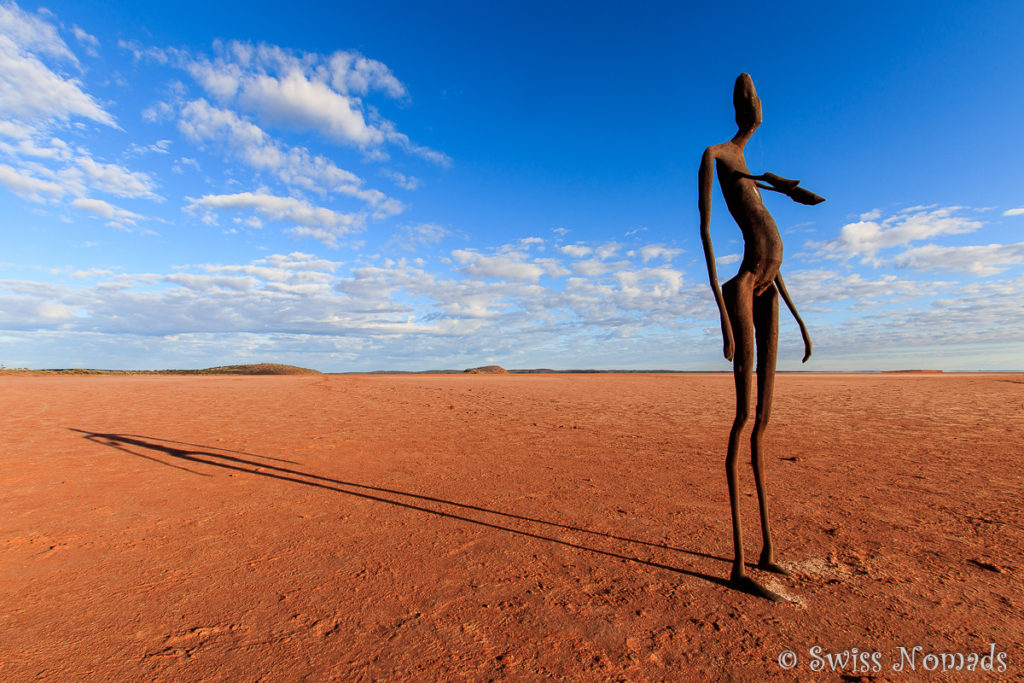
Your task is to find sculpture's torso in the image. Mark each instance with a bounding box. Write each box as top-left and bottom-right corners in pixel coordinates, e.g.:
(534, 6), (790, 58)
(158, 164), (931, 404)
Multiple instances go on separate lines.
(712, 141), (783, 294)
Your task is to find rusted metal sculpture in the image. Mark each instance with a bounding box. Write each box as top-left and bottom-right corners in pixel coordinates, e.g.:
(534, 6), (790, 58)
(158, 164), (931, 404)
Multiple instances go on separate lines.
(698, 73), (823, 601)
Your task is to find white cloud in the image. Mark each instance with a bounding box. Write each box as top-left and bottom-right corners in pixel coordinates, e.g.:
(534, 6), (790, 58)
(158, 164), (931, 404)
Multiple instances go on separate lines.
(780, 274), (1024, 368)
(3, 237), (1022, 371)
(378, 120), (452, 166)
(186, 192), (362, 247)
(164, 273), (258, 292)
(69, 268), (113, 279)
(0, 137), (159, 201)
(177, 40), (447, 164)
(240, 69), (382, 146)
(534, 258), (570, 278)
(1003, 208), (1024, 217)
(117, 38), (173, 65)
(171, 157), (200, 175)
(398, 223), (450, 247)
(71, 197), (145, 227)
(141, 100), (174, 123)
(559, 244), (592, 258)
(126, 139), (171, 156)
(892, 242), (1024, 276)
(614, 267), (684, 298)
(209, 252), (341, 279)
(188, 57), (241, 100)
(382, 170), (419, 191)
(636, 244), (683, 263)
(451, 249), (548, 283)
(0, 162), (63, 201)
(178, 98), (400, 212)
(327, 51), (407, 98)
(784, 269), (948, 307)
(0, 5), (163, 218)
(813, 206), (982, 263)
(571, 258), (612, 277)
(71, 25), (99, 56)
(595, 242), (621, 260)
(808, 206), (1024, 277)
(0, 3), (115, 130)
(516, 237), (544, 249)
(72, 155), (159, 199)
(0, 3), (76, 63)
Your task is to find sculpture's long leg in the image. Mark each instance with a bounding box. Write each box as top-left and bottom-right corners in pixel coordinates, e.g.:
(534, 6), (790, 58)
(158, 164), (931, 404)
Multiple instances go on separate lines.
(720, 277), (786, 602)
(723, 277), (752, 575)
(752, 286), (788, 576)
(722, 276), (782, 601)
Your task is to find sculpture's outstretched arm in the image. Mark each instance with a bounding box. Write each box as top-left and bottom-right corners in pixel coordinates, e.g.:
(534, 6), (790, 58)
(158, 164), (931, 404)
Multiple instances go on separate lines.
(699, 147), (733, 360)
(774, 273), (812, 363)
(740, 172), (826, 205)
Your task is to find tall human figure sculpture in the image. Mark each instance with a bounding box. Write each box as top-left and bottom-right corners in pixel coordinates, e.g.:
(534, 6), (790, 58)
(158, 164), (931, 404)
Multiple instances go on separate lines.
(698, 73), (823, 601)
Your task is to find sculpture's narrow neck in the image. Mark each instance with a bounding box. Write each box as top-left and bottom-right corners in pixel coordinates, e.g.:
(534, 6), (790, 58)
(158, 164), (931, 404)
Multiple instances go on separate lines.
(731, 124), (758, 149)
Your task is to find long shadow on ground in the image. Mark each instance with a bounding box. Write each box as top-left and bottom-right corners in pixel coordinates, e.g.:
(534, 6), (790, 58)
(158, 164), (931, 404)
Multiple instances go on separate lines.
(71, 428), (749, 594)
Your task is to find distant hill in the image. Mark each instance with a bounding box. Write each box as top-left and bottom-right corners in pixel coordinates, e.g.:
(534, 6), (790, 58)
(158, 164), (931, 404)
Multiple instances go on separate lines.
(464, 365), (509, 374)
(192, 364), (321, 375)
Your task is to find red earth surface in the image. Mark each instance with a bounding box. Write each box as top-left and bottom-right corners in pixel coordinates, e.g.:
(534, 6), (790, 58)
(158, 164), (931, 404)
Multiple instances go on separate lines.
(1, 372), (1021, 680)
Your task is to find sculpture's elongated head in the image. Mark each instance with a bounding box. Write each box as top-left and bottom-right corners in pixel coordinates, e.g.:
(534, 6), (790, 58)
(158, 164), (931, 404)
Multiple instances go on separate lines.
(734, 73), (762, 134)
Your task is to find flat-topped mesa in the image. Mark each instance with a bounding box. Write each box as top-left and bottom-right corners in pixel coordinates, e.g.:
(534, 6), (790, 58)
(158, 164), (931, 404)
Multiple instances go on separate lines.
(464, 365), (508, 375)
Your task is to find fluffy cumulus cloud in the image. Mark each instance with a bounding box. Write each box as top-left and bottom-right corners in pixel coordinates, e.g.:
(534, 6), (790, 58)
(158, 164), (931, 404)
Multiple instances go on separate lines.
(71, 197), (146, 228)
(812, 206), (983, 264)
(0, 2), (161, 222)
(633, 244), (683, 263)
(177, 98), (401, 215)
(452, 249), (548, 283)
(72, 155), (159, 199)
(559, 244), (592, 258)
(808, 205), (1024, 278)
(0, 241), (708, 368)
(3, 222), (1021, 370)
(783, 269), (950, 308)
(186, 192), (363, 247)
(791, 273), (1024, 367)
(892, 242), (1024, 276)
(180, 40), (448, 164)
(0, 2), (443, 253)
(127, 38), (442, 235)
(0, 162), (63, 201)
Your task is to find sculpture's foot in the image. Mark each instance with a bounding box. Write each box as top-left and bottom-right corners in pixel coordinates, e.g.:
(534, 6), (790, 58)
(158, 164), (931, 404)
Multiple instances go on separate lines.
(757, 560), (791, 577)
(729, 574), (789, 602)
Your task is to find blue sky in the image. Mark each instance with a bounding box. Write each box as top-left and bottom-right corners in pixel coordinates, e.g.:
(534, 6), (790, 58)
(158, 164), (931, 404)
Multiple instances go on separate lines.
(1, 0), (1022, 371)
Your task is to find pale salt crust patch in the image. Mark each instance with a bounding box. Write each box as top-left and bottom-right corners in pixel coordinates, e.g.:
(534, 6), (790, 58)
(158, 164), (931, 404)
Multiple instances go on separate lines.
(762, 577), (805, 607)
(786, 557), (840, 580)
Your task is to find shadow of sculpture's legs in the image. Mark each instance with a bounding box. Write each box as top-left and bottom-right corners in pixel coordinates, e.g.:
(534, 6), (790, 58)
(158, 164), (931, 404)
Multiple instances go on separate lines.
(752, 286), (788, 576)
